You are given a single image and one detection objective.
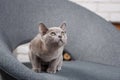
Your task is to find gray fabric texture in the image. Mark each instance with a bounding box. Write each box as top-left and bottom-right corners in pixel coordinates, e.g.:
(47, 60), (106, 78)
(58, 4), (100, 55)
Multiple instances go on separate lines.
(0, 0), (120, 80)
(24, 61), (120, 80)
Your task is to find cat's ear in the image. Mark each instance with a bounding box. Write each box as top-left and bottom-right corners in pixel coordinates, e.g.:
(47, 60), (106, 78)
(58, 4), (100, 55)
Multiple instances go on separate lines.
(60, 22), (66, 31)
(39, 23), (48, 36)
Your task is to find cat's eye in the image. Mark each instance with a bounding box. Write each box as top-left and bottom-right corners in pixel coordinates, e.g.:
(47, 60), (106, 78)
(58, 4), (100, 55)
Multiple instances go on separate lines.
(51, 32), (56, 36)
(61, 31), (65, 35)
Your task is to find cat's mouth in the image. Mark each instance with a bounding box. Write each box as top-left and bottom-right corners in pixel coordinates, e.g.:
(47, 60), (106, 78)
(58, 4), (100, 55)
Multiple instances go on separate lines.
(59, 39), (63, 43)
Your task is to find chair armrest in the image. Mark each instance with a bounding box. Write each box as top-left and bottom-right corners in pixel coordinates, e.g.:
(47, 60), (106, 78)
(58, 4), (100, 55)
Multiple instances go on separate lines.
(0, 38), (46, 80)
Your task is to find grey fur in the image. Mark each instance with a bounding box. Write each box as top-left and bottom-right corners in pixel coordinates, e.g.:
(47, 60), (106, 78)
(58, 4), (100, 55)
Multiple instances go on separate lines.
(29, 23), (67, 73)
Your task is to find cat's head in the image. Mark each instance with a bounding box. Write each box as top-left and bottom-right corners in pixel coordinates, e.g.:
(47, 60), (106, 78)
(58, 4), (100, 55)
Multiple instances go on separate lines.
(39, 22), (67, 47)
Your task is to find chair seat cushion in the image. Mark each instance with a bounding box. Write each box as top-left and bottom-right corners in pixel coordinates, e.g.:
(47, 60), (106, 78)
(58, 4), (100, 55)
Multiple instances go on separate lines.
(24, 61), (120, 80)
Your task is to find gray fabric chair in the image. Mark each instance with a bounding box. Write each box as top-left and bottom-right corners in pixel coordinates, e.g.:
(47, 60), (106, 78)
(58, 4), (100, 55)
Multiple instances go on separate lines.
(0, 0), (120, 80)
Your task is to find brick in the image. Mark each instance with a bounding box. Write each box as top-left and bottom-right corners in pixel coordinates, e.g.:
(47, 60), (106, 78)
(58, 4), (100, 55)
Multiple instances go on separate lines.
(110, 13), (120, 22)
(65, 0), (120, 22)
(98, 3), (120, 12)
(69, 0), (111, 2)
(111, 0), (120, 3)
(74, 2), (97, 12)
(87, 0), (110, 2)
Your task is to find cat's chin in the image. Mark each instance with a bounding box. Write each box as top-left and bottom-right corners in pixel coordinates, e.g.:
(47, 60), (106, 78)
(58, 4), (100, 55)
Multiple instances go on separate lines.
(58, 40), (64, 46)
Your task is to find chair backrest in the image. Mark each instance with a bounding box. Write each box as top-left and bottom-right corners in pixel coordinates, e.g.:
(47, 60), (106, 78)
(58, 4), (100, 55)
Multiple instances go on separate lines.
(0, 0), (120, 67)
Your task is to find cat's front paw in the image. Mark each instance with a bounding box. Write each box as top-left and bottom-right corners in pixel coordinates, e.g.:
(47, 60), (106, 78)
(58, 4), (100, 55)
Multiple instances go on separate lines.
(47, 68), (56, 74)
(32, 68), (41, 73)
(57, 66), (62, 71)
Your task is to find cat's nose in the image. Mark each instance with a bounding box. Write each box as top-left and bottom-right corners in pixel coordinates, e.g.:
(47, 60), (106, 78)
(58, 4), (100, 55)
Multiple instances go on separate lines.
(58, 35), (62, 38)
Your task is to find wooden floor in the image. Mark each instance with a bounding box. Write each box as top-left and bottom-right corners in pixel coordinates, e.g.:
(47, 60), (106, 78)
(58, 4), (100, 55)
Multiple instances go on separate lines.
(112, 23), (120, 30)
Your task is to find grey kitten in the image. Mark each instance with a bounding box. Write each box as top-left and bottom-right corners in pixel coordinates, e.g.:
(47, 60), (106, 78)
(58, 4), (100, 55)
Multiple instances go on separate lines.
(29, 22), (67, 73)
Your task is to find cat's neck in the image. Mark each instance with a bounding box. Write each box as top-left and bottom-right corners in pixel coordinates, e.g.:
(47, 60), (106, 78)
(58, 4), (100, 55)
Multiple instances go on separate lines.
(40, 37), (60, 52)
(45, 41), (60, 51)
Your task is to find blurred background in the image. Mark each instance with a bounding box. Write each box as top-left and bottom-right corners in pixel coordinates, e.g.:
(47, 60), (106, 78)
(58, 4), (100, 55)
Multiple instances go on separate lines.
(13, 0), (120, 63)
(69, 0), (120, 30)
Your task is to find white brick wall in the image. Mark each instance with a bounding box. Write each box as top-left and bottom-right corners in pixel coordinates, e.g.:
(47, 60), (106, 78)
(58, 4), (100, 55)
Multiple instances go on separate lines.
(69, 0), (120, 22)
